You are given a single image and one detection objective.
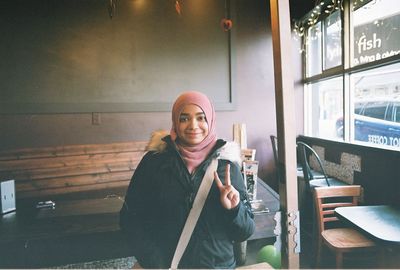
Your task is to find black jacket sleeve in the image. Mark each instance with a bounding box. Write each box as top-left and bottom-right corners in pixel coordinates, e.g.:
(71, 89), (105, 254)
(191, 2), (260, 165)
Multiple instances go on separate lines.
(119, 153), (168, 268)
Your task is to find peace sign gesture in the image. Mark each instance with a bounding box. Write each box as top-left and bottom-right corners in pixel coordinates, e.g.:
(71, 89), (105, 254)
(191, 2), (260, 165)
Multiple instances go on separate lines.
(214, 164), (240, 210)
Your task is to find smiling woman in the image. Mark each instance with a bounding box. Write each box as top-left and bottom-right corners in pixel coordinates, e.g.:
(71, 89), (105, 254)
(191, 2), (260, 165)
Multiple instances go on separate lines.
(177, 105), (209, 147)
(119, 91), (255, 269)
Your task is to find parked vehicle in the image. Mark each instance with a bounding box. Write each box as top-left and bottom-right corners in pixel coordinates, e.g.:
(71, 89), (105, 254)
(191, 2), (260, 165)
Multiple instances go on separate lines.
(336, 99), (400, 147)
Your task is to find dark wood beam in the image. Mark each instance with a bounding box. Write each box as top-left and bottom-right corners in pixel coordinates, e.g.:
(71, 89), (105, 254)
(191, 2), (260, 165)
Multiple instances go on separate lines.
(270, 0), (300, 268)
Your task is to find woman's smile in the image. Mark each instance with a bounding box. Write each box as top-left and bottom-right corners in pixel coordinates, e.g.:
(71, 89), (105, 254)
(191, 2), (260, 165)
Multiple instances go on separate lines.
(185, 132), (202, 137)
(177, 104), (209, 146)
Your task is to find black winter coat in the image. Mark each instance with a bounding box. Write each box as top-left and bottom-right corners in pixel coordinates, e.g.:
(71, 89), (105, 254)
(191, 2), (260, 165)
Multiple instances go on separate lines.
(119, 135), (255, 269)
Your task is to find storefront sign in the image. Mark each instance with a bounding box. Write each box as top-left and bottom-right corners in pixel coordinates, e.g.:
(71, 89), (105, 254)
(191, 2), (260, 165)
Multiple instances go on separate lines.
(353, 15), (400, 65)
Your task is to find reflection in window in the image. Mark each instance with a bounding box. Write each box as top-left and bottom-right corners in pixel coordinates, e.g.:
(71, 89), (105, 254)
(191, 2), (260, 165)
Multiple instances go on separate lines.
(351, 62), (400, 149)
(324, 10), (342, 69)
(363, 102), (389, 120)
(306, 22), (322, 77)
(395, 104), (400, 123)
(307, 77), (343, 140)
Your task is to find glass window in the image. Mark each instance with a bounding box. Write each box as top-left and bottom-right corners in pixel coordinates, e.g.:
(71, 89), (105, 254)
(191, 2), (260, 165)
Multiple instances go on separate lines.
(351, 62), (400, 149)
(306, 21), (322, 77)
(302, 0), (400, 151)
(394, 103), (400, 123)
(352, 0), (400, 66)
(324, 10), (342, 69)
(362, 101), (389, 120)
(307, 77), (343, 140)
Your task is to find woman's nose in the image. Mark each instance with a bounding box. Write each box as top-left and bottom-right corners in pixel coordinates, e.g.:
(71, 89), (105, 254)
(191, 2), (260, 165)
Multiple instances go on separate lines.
(188, 118), (198, 128)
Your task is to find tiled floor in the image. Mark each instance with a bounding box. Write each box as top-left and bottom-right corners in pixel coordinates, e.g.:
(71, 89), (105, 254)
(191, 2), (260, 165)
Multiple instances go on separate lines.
(53, 228), (399, 269)
(54, 238), (275, 269)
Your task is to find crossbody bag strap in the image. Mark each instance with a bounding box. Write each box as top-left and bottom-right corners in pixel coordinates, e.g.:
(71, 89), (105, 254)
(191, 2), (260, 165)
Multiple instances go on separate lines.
(170, 158), (219, 270)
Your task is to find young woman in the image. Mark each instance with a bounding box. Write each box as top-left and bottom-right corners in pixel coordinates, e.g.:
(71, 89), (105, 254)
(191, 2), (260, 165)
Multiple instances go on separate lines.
(120, 91), (255, 269)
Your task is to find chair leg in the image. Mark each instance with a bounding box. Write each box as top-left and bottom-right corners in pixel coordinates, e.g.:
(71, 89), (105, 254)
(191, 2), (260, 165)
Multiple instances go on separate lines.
(335, 252), (343, 269)
(315, 238), (322, 268)
(378, 247), (386, 268)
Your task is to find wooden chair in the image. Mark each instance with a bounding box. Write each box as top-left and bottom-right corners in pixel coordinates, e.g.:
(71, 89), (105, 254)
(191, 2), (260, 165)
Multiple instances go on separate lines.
(269, 136), (314, 183)
(296, 141), (346, 188)
(313, 185), (379, 268)
(297, 141), (348, 245)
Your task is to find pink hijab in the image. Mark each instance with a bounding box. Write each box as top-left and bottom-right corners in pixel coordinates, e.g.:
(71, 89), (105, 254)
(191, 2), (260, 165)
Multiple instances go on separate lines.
(171, 91), (217, 174)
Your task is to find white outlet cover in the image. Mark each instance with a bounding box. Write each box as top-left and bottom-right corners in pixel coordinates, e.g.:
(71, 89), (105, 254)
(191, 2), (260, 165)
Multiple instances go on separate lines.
(1, 179), (16, 214)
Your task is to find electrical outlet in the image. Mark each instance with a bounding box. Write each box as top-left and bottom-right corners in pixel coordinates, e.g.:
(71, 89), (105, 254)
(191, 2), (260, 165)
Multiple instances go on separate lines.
(92, 112), (101, 125)
(1, 179), (16, 214)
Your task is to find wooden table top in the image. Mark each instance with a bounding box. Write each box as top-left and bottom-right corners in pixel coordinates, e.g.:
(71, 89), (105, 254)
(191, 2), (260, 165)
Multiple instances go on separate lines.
(335, 205), (400, 244)
(0, 196), (123, 243)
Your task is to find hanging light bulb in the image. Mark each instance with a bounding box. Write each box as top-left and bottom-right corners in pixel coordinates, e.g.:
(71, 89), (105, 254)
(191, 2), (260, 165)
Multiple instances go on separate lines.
(175, 0), (182, 15)
(220, 0), (232, 32)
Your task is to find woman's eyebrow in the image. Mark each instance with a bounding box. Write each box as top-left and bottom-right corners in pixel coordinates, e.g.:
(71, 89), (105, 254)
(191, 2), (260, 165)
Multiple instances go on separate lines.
(180, 112), (205, 116)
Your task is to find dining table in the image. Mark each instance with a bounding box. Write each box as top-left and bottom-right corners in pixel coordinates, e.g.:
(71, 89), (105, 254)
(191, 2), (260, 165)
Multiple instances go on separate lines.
(335, 205), (400, 244)
(0, 178), (280, 268)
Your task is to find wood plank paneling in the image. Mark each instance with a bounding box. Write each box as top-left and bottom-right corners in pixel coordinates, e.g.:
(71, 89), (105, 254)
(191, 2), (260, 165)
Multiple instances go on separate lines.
(0, 141), (148, 160)
(17, 181), (131, 198)
(0, 151), (144, 171)
(0, 141), (147, 199)
(17, 171), (133, 191)
(0, 161), (137, 182)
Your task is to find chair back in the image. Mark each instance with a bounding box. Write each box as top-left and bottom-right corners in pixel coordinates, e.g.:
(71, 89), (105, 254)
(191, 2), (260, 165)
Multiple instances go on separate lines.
(270, 135), (279, 168)
(270, 135), (280, 182)
(297, 141), (330, 186)
(313, 185), (361, 233)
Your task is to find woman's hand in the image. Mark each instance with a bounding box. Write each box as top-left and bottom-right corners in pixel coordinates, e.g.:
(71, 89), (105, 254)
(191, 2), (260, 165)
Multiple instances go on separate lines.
(214, 164), (240, 210)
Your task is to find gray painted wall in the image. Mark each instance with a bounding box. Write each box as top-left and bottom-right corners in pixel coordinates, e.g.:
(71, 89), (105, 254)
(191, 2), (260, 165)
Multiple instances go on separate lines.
(0, 0), (304, 190)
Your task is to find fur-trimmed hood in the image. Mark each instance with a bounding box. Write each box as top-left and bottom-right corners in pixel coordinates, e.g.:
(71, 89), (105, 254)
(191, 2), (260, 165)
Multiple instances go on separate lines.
(146, 130), (242, 165)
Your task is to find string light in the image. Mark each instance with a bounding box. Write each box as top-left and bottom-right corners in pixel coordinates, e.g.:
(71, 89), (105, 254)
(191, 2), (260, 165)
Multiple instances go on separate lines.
(293, 0), (344, 54)
(293, 0), (343, 38)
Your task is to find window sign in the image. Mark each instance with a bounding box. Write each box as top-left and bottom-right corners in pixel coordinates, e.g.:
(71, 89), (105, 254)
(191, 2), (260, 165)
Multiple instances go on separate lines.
(324, 11), (342, 69)
(306, 21), (322, 77)
(353, 0), (400, 66)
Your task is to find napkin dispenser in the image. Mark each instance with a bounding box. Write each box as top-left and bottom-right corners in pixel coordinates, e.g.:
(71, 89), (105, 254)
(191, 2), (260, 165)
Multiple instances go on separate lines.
(1, 179), (16, 214)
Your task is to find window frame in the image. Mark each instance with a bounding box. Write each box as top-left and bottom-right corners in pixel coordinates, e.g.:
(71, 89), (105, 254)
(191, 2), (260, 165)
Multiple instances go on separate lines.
(301, 0), (400, 150)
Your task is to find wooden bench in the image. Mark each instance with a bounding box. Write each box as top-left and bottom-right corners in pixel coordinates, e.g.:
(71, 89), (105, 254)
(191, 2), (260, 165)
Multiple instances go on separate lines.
(0, 141), (147, 201)
(0, 141), (280, 268)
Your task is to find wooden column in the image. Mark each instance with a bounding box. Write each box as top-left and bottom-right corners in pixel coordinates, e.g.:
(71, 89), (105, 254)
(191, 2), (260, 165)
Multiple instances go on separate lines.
(269, 0), (300, 268)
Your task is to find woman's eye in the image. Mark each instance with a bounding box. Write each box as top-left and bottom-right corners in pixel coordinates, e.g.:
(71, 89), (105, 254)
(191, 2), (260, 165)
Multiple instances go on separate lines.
(197, 115), (207, 122)
(179, 116), (189, 122)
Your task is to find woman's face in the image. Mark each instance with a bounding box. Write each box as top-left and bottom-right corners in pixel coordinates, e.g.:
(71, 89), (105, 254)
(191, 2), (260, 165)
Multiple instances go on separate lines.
(177, 104), (209, 146)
